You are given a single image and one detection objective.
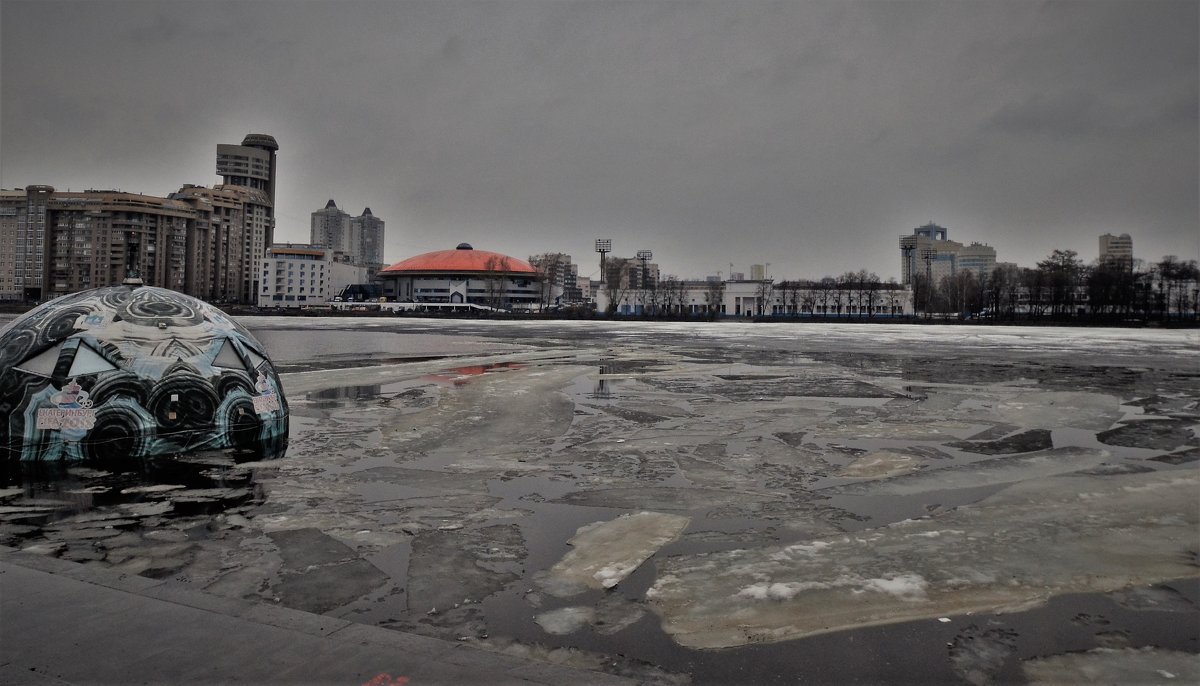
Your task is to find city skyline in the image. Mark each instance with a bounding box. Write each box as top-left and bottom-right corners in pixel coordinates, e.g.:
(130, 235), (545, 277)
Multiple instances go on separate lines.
(2, 1), (1196, 281)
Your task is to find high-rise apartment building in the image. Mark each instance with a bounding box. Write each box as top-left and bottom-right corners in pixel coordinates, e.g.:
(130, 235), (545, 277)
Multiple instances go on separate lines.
(2, 134), (279, 302)
(899, 223), (997, 284)
(0, 185), (53, 301)
(529, 253), (582, 302)
(351, 207), (386, 275)
(604, 256), (660, 291)
(217, 134), (278, 298)
(310, 199), (351, 254)
(3, 186), (195, 299)
(311, 201), (386, 277)
(1099, 233), (1133, 263)
(171, 184), (253, 302)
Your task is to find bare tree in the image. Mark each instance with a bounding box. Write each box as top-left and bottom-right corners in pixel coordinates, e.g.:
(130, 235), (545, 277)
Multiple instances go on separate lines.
(800, 286), (817, 316)
(816, 276), (836, 317)
(603, 257), (632, 315)
(754, 280), (774, 316)
(483, 255), (513, 309)
(861, 271), (881, 318)
(703, 280), (725, 318)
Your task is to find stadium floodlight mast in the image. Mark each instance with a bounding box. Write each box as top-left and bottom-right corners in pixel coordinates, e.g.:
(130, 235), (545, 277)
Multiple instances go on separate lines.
(595, 239), (612, 283)
(899, 235), (916, 285)
(920, 247), (938, 316)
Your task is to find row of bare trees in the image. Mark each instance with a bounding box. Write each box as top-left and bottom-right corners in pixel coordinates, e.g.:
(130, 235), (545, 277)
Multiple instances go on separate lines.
(770, 271), (906, 318)
(592, 249), (1198, 323)
(911, 250), (1199, 321)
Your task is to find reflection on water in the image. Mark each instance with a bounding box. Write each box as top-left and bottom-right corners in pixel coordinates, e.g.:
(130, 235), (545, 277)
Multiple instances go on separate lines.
(306, 384), (384, 408)
(423, 361), (524, 386)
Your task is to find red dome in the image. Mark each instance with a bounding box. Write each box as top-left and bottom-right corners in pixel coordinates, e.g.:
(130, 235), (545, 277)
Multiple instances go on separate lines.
(380, 246), (538, 275)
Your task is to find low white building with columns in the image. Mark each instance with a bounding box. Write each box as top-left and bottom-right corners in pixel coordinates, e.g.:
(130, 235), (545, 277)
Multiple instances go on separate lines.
(596, 279), (913, 318)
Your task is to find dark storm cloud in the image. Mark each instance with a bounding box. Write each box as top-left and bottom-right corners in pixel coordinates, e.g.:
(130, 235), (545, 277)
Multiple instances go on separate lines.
(2, 0), (1196, 280)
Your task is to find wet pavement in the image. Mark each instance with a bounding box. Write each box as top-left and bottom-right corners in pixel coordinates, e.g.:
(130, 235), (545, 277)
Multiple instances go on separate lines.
(2, 317), (1198, 684)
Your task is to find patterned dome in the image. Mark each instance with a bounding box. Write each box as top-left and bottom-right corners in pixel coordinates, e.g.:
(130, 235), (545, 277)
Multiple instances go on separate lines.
(380, 246), (537, 275)
(0, 285), (288, 462)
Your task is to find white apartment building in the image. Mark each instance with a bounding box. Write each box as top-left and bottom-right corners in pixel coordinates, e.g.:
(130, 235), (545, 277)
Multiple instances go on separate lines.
(258, 244), (367, 308)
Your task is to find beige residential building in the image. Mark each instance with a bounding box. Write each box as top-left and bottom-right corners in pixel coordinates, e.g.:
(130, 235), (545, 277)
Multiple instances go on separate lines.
(43, 190), (194, 297)
(957, 242), (998, 278)
(1099, 233), (1133, 263)
(171, 184), (250, 302)
(1, 134), (280, 303)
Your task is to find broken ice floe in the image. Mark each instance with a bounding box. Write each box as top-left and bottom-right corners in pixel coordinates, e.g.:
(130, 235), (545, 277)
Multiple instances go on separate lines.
(820, 447), (1113, 496)
(1022, 647), (1200, 684)
(539, 511), (689, 597)
(837, 450), (924, 478)
(647, 470), (1198, 648)
(535, 606), (596, 635)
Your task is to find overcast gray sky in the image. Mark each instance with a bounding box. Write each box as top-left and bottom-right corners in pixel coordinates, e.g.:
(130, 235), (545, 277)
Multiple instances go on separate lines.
(2, 0), (1196, 280)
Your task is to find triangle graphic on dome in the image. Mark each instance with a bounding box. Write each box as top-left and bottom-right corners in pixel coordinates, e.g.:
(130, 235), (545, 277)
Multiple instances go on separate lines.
(244, 347), (269, 371)
(158, 337), (195, 360)
(213, 338), (244, 369)
(15, 343), (65, 377)
(68, 342), (119, 376)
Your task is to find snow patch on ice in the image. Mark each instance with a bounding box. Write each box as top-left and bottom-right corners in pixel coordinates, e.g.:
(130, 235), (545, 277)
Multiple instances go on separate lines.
(862, 574), (928, 601)
(733, 573), (927, 602)
(768, 541), (832, 561)
(534, 606), (595, 635)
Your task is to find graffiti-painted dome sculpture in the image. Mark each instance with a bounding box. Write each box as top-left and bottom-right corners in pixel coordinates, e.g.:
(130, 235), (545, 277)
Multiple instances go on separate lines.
(0, 285), (288, 462)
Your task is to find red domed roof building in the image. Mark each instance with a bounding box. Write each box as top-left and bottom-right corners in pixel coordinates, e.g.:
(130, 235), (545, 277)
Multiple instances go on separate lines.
(377, 244), (543, 309)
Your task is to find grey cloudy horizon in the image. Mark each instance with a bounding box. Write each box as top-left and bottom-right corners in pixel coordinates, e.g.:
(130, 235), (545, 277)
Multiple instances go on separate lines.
(2, 0), (1196, 281)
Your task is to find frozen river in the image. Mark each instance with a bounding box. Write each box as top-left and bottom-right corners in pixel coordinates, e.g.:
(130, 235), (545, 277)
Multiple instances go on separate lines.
(4, 317), (1198, 684)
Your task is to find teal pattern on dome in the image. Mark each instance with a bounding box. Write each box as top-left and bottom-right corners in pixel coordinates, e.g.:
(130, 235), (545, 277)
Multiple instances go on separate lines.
(0, 286), (288, 462)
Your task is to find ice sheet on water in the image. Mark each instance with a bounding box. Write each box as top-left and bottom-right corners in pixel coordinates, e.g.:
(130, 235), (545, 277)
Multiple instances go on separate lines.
(647, 470), (1198, 648)
(821, 446), (1112, 496)
(994, 391), (1123, 431)
(539, 511), (690, 597)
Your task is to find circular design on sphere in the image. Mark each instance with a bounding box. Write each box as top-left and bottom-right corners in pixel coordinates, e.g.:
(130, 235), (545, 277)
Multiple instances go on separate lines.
(0, 285), (288, 463)
(120, 289), (205, 327)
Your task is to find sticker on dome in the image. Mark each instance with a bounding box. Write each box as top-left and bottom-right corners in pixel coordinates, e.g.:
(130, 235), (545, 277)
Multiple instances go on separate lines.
(36, 380), (97, 438)
(253, 371), (281, 414)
